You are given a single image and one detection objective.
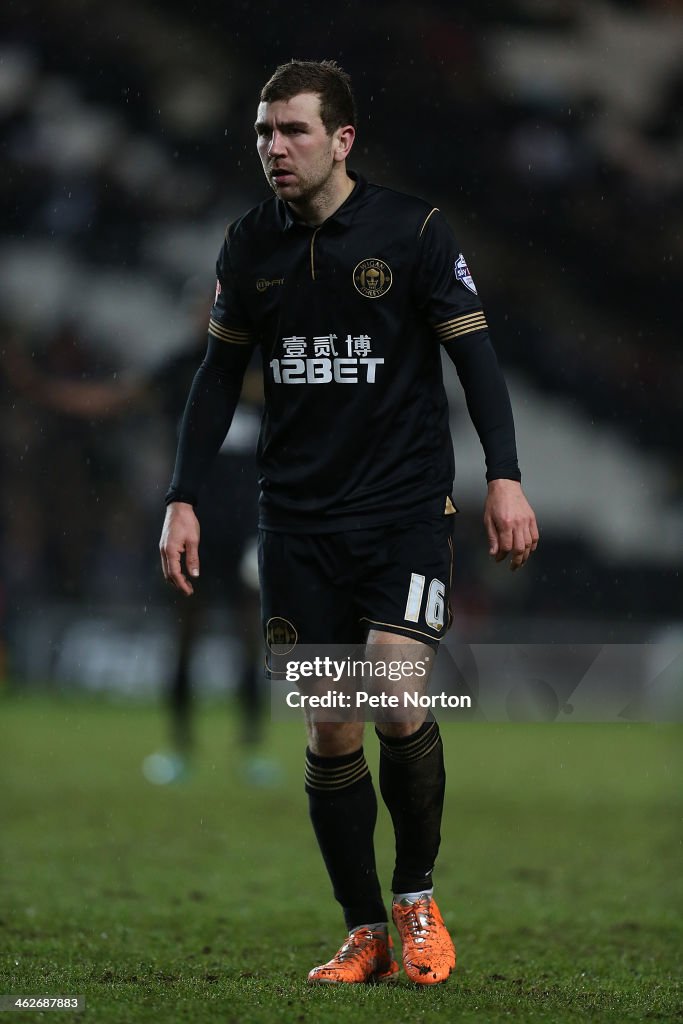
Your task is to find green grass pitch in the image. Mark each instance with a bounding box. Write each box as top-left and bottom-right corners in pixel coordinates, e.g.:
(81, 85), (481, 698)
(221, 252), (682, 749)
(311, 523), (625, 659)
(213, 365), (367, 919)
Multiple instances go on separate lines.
(1, 694), (681, 1023)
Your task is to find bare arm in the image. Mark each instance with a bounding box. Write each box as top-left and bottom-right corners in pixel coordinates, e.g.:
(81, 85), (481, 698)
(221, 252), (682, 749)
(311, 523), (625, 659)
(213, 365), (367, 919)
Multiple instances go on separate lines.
(4, 341), (146, 417)
(33, 376), (146, 417)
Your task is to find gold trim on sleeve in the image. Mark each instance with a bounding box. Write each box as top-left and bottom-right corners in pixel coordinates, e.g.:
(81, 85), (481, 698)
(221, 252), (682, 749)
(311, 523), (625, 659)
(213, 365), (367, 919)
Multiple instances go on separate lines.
(434, 311), (487, 341)
(208, 317), (252, 345)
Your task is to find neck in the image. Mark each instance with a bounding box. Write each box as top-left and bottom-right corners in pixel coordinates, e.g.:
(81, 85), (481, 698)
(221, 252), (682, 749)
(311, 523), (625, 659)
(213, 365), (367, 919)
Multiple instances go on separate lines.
(289, 169), (355, 226)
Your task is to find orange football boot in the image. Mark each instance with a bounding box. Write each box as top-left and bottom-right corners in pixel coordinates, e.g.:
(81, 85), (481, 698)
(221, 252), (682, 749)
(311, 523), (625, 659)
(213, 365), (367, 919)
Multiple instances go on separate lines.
(392, 895), (456, 984)
(307, 926), (399, 985)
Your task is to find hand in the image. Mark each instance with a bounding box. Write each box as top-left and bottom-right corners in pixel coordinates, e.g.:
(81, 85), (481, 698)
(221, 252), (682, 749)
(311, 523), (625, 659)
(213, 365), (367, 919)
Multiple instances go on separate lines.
(484, 479), (539, 571)
(159, 502), (201, 595)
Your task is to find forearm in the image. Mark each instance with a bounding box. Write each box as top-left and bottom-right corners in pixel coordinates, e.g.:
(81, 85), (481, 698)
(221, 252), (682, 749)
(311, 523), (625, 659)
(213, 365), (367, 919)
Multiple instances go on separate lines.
(38, 376), (145, 417)
(165, 338), (251, 505)
(443, 332), (520, 482)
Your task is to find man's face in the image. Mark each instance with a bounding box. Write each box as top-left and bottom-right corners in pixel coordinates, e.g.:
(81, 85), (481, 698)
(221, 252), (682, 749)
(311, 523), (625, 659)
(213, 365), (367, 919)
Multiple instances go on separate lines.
(255, 92), (343, 203)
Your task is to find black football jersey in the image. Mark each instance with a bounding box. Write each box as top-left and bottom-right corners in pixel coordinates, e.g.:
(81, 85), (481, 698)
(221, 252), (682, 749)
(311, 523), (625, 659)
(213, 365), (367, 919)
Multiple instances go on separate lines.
(208, 173), (494, 533)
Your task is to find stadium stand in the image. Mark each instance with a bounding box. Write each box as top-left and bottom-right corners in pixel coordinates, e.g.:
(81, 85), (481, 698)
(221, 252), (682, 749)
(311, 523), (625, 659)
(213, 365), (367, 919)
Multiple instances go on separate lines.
(1, 0), (681, 687)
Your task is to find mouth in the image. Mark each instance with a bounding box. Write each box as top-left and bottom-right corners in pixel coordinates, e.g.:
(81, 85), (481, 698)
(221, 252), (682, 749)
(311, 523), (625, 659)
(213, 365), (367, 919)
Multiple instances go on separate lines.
(270, 168), (295, 186)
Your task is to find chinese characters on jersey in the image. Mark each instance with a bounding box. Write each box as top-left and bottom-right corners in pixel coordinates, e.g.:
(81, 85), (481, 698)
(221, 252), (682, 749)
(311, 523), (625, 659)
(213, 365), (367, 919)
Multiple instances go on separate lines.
(270, 334), (384, 384)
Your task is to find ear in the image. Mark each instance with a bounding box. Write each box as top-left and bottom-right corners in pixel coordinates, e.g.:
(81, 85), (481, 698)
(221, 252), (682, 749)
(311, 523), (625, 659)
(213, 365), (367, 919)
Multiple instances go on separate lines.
(333, 124), (355, 163)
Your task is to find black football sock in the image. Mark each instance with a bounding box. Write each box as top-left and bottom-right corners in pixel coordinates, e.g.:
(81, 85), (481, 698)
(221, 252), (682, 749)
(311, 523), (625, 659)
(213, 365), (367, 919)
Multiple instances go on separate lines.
(305, 747), (388, 931)
(376, 720), (446, 893)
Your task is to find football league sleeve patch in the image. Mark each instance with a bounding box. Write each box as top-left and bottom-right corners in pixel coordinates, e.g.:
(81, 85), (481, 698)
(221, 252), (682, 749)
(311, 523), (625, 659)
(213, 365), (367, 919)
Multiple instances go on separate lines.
(454, 253), (478, 294)
(416, 210), (488, 340)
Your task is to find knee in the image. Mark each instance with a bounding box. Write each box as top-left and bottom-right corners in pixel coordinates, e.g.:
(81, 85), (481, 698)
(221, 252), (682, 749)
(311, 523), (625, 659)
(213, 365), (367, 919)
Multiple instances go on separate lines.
(376, 715), (427, 740)
(307, 721), (364, 757)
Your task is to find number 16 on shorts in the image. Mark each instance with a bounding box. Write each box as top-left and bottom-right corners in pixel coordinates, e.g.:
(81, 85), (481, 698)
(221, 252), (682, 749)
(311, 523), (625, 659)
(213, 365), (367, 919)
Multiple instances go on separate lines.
(404, 573), (446, 632)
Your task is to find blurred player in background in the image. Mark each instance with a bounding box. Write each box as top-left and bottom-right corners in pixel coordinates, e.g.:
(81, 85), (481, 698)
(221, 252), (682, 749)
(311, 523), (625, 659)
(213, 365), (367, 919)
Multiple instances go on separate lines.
(160, 60), (538, 985)
(144, 293), (273, 784)
(6, 296), (273, 783)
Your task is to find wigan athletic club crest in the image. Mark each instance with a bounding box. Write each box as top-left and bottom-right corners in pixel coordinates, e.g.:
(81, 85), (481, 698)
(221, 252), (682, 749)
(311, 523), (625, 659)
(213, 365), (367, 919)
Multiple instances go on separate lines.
(454, 253), (477, 294)
(353, 258), (393, 298)
(266, 616), (298, 655)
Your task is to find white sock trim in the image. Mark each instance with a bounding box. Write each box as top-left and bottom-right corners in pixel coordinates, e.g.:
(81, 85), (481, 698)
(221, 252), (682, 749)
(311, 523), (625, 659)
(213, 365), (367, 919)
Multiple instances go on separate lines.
(349, 921), (388, 934)
(392, 888), (433, 904)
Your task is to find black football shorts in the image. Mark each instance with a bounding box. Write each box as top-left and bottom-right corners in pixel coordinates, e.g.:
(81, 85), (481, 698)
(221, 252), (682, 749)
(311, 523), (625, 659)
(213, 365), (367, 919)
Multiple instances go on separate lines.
(258, 516), (454, 660)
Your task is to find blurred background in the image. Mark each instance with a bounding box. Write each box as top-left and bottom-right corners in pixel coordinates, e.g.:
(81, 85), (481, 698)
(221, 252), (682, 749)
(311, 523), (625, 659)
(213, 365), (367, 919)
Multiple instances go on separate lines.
(1, 0), (682, 706)
(3, 9), (681, 1014)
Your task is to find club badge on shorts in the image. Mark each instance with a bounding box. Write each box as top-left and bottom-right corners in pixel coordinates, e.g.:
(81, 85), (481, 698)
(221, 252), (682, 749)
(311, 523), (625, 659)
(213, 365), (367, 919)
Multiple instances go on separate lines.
(454, 254), (477, 294)
(266, 616), (298, 654)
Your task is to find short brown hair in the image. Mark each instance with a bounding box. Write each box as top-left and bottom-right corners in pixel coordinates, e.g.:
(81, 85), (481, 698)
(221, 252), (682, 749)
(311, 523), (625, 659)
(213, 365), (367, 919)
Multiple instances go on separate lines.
(260, 59), (357, 134)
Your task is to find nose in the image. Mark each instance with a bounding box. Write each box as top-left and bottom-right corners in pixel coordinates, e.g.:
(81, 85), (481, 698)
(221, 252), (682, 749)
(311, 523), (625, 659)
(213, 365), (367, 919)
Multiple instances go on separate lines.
(268, 130), (286, 158)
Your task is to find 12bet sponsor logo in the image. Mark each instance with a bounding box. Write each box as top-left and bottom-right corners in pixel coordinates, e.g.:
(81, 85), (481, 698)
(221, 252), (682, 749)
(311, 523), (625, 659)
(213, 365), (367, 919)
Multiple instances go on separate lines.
(269, 333), (384, 385)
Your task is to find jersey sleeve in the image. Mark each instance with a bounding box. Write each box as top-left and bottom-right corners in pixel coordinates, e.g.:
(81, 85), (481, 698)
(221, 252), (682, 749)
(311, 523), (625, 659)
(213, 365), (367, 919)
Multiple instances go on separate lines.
(416, 208), (521, 483)
(164, 228), (257, 507)
(208, 224), (255, 349)
(414, 208), (488, 342)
